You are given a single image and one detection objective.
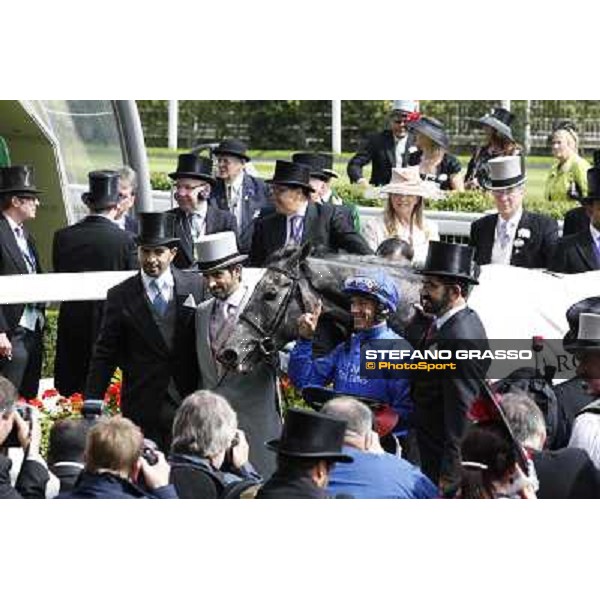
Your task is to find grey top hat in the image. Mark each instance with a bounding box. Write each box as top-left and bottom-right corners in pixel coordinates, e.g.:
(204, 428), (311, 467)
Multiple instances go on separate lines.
(565, 313), (600, 353)
(195, 231), (247, 272)
(483, 155), (527, 191)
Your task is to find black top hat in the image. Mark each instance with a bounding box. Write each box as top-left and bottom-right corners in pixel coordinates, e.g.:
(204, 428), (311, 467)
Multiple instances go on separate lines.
(266, 160), (314, 192)
(476, 107), (515, 141)
(563, 296), (600, 352)
(265, 408), (353, 463)
(81, 170), (120, 208)
(0, 165), (42, 196)
(292, 153), (328, 181)
(135, 212), (179, 247)
(169, 154), (216, 185)
(408, 116), (450, 149)
(581, 150), (600, 204)
(318, 153), (338, 179)
(418, 241), (480, 284)
(212, 139), (250, 162)
(302, 386), (384, 411)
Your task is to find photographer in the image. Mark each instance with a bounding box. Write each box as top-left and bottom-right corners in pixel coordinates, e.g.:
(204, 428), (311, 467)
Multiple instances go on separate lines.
(0, 376), (48, 499)
(169, 390), (261, 499)
(59, 416), (177, 499)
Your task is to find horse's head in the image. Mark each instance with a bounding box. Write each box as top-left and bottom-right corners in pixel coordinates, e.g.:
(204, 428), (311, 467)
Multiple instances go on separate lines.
(217, 243), (319, 373)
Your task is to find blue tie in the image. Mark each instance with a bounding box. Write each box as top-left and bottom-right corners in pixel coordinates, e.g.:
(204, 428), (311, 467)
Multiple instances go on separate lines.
(150, 280), (168, 316)
(290, 215), (303, 245)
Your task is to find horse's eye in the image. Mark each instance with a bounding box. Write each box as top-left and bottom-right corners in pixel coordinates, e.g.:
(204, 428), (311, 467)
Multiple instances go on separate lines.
(263, 287), (278, 301)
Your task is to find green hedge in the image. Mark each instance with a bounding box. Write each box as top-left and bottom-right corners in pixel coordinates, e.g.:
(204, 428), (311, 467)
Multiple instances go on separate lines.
(43, 308), (58, 379)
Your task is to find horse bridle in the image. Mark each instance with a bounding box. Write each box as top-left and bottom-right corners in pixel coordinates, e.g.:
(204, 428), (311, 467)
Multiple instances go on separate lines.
(237, 263), (316, 360)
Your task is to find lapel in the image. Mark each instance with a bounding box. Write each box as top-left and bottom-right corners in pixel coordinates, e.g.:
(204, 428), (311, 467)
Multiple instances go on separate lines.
(173, 209), (194, 264)
(123, 275), (170, 355)
(576, 230), (600, 270)
(269, 213), (287, 250)
(196, 298), (220, 382)
(480, 215), (497, 264)
(172, 269), (198, 344)
(302, 202), (320, 243)
(0, 216), (30, 273)
(205, 205), (218, 234)
(383, 130), (396, 167)
(511, 211), (531, 265)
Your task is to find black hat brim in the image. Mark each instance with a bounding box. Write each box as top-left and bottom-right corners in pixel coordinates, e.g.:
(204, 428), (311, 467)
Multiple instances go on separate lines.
(408, 121), (449, 149)
(265, 439), (354, 463)
(322, 168), (339, 179)
(213, 149), (250, 162)
(476, 116), (515, 141)
(302, 386), (385, 411)
(1, 186), (42, 196)
(135, 236), (180, 248)
(196, 253), (248, 273)
(482, 176), (527, 191)
(416, 268), (479, 285)
(168, 171), (216, 185)
(564, 339), (600, 354)
(266, 178), (315, 193)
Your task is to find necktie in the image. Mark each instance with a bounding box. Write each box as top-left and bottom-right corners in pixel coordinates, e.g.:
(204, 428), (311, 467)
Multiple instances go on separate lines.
(290, 215), (304, 245)
(498, 220), (510, 249)
(189, 213), (204, 241)
(424, 320), (438, 344)
(150, 280), (168, 316)
(15, 227), (36, 273)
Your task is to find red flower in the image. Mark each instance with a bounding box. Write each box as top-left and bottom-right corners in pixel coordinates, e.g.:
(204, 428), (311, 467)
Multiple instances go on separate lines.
(42, 388), (60, 399)
(27, 398), (44, 409)
(468, 395), (502, 423)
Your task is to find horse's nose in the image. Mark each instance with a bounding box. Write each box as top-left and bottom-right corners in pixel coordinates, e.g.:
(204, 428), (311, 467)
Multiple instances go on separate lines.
(219, 348), (239, 368)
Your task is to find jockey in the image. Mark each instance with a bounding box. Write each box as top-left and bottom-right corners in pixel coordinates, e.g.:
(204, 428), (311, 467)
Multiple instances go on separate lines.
(288, 269), (414, 437)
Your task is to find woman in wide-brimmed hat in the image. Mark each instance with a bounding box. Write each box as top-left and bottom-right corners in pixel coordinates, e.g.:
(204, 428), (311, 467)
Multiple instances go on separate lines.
(407, 116), (464, 191)
(465, 106), (522, 189)
(361, 166), (444, 266)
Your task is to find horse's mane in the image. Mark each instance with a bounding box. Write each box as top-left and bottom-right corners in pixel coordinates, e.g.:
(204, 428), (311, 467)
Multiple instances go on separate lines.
(306, 253), (422, 280)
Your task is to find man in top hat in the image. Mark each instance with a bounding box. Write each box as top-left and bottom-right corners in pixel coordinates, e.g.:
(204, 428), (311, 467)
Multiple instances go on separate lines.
(114, 166), (139, 234)
(412, 241), (490, 495)
(470, 156), (558, 269)
(195, 231), (282, 477)
(292, 152), (360, 231)
(85, 212), (204, 450)
(249, 160), (371, 266)
(465, 106), (521, 189)
(288, 269), (414, 446)
(564, 302), (600, 469)
(209, 139), (270, 254)
(551, 152), (600, 274)
(167, 153), (237, 269)
(52, 170), (139, 396)
(347, 100), (420, 187)
(0, 165), (46, 398)
(255, 408), (353, 499)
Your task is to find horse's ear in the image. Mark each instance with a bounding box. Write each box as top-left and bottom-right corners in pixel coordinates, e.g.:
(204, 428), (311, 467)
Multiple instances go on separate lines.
(299, 242), (312, 262)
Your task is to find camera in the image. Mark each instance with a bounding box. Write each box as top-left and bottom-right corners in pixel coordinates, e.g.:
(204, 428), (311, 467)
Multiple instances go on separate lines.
(82, 399), (104, 420)
(2, 404), (32, 448)
(141, 438), (159, 466)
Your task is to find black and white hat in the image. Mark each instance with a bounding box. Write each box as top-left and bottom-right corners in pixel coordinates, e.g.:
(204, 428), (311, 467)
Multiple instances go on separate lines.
(484, 156), (526, 191)
(195, 231), (247, 273)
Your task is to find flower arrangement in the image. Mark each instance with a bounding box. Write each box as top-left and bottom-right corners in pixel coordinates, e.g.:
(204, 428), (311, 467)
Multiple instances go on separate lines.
(17, 371), (122, 457)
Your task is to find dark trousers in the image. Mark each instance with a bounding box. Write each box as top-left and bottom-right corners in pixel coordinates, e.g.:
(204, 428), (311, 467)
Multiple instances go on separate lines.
(0, 325), (43, 399)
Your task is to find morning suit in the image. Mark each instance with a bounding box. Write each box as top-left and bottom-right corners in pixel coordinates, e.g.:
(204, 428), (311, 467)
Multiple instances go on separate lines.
(0, 213), (45, 398)
(347, 130), (417, 186)
(85, 268), (204, 450)
(412, 307), (490, 490)
(249, 202), (372, 267)
(52, 215), (138, 396)
(211, 173), (270, 254)
(195, 279), (282, 477)
(549, 230), (600, 274)
(470, 211), (559, 269)
(563, 206), (589, 237)
(167, 206), (237, 269)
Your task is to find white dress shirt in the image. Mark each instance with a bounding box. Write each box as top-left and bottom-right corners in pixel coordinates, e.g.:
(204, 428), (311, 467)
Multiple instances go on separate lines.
(590, 223), (600, 250)
(491, 208), (523, 265)
(395, 135), (408, 166)
(569, 413), (600, 470)
(141, 268), (174, 305)
(285, 201), (309, 246)
(435, 303), (466, 330)
(226, 171), (245, 224)
(189, 202), (209, 242)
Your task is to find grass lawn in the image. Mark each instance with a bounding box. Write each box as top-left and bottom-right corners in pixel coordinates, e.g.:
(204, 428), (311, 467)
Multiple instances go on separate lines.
(147, 147), (556, 206)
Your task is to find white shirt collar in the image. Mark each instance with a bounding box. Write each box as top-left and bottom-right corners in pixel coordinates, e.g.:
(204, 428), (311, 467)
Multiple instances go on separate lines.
(230, 171), (245, 193)
(497, 207), (523, 230)
(590, 223), (600, 244)
(435, 303), (467, 330)
(192, 202), (208, 218)
(222, 282), (247, 309)
(141, 268), (174, 296)
(4, 213), (22, 234)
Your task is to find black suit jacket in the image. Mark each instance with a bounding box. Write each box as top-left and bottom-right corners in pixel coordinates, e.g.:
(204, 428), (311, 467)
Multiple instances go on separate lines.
(563, 206), (589, 237)
(533, 447), (600, 499)
(211, 173), (269, 254)
(249, 202), (372, 267)
(413, 307), (490, 488)
(51, 216), (139, 396)
(85, 268), (204, 438)
(549, 229), (600, 274)
(553, 377), (595, 448)
(167, 206), (238, 269)
(347, 130), (417, 186)
(0, 213), (44, 334)
(470, 211), (559, 269)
